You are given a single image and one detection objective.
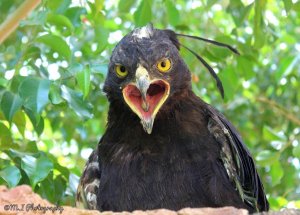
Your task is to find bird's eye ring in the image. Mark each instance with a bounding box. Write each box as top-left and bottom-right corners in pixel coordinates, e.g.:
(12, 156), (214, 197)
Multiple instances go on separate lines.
(115, 65), (128, 78)
(157, 58), (171, 73)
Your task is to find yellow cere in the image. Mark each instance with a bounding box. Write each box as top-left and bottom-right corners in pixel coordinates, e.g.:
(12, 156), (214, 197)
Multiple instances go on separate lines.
(115, 65), (128, 78)
(157, 58), (171, 72)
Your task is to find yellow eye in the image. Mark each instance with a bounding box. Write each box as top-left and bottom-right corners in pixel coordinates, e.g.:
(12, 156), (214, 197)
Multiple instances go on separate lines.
(115, 65), (128, 78)
(157, 58), (171, 73)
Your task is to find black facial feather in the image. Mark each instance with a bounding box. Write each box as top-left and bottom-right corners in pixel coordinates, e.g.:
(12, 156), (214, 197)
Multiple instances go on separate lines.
(105, 26), (239, 99)
(103, 26), (191, 103)
(162, 29), (181, 50)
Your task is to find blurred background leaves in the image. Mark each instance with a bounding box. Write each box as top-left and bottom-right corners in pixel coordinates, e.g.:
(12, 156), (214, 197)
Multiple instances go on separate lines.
(0, 0), (299, 209)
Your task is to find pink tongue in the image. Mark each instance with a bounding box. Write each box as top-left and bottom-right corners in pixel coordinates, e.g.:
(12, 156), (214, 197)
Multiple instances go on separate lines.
(123, 82), (166, 119)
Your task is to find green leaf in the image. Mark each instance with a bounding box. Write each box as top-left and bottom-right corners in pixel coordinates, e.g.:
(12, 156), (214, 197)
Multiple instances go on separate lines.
(293, 144), (300, 157)
(206, 0), (218, 7)
(10, 75), (26, 94)
(46, 0), (71, 13)
(294, 1), (300, 11)
(24, 141), (39, 153)
(253, 0), (266, 48)
(0, 166), (21, 187)
(134, 0), (152, 27)
(0, 91), (22, 123)
(5, 149), (29, 160)
(227, 1), (253, 27)
(0, 78), (8, 87)
(49, 84), (63, 105)
(118, 0), (136, 12)
(23, 46), (41, 61)
(19, 10), (47, 26)
(76, 65), (91, 99)
(19, 77), (50, 114)
(283, 0), (293, 13)
(218, 66), (239, 100)
(38, 172), (66, 204)
(166, 0), (180, 26)
(37, 172), (55, 203)
(268, 196), (289, 210)
(0, 158), (10, 168)
(25, 109), (44, 136)
(275, 56), (300, 81)
(263, 126), (283, 141)
(12, 110), (26, 137)
(61, 85), (93, 119)
(237, 56), (255, 80)
(256, 150), (278, 166)
(36, 34), (71, 61)
(47, 14), (74, 36)
(94, 25), (109, 53)
(0, 111), (4, 120)
(21, 155), (53, 188)
(53, 162), (70, 179)
(0, 122), (13, 148)
(270, 161), (284, 185)
(65, 7), (87, 27)
(53, 175), (67, 202)
(95, 0), (104, 11)
(61, 121), (75, 142)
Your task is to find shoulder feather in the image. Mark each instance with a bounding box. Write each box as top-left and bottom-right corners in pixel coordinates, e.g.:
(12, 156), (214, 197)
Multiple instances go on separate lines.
(206, 105), (269, 212)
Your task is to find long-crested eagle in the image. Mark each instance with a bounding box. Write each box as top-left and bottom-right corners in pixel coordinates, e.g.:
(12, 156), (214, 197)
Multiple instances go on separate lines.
(76, 24), (269, 213)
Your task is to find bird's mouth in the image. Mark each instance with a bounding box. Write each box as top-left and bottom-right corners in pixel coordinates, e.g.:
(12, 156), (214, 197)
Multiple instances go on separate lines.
(123, 80), (170, 134)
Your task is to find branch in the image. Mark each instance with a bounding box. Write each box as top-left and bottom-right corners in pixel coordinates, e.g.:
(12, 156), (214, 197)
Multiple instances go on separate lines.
(0, 0), (41, 44)
(256, 96), (300, 126)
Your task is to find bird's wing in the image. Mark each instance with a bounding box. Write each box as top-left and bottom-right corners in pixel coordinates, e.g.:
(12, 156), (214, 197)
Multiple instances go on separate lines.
(76, 144), (101, 210)
(206, 105), (269, 212)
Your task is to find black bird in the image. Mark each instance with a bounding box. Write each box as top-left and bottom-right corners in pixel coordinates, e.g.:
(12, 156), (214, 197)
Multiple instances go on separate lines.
(76, 24), (269, 213)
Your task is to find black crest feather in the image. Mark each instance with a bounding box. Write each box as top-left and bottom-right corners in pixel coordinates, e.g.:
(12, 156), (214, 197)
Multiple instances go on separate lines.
(173, 32), (239, 98)
(176, 33), (240, 55)
(180, 43), (225, 98)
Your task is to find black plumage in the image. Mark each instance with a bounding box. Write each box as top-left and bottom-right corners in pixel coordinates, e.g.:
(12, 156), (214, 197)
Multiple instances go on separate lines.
(76, 24), (269, 213)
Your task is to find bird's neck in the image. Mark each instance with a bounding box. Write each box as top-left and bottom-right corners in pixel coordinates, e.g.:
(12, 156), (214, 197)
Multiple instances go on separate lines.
(105, 89), (204, 136)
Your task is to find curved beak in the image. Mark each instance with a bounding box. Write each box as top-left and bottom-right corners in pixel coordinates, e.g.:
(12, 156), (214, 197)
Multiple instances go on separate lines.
(123, 65), (170, 134)
(135, 66), (150, 112)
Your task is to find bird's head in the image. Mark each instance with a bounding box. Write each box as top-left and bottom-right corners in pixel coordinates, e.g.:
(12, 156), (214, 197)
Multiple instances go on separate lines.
(104, 24), (191, 134)
(104, 24), (238, 134)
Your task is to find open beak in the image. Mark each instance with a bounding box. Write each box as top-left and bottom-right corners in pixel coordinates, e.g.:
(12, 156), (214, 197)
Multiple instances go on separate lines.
(122, 65), (170, 134)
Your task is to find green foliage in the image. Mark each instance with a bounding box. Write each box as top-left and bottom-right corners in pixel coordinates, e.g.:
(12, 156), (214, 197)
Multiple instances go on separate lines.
(36, 34), (72, 61)
(134, 0), (153, 26)
(0, 91), (22, 122)
(0, 165), (21, 187)
(0, 0), (300, 209)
